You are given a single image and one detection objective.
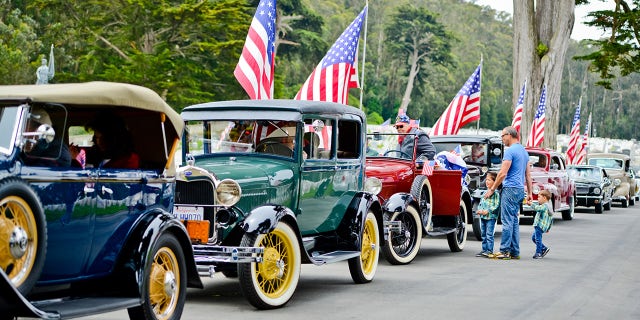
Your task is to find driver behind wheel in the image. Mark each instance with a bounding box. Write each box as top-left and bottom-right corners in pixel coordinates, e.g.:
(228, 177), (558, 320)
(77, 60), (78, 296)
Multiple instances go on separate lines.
(394, 114), (436, 160)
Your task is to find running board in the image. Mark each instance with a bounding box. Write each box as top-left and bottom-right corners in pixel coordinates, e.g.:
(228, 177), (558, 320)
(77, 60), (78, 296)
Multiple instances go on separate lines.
(425, 227), (455, 237)
(308, 251), (361, 264)
(32, 297), (141, 319)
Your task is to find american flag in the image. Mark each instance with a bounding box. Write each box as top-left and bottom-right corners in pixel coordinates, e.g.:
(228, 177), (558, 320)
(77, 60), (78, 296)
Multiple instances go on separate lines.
(295, 6), (367, 104)
(566, 100), (581, 165)
(430, 63), (482, 136)
(422, 160), (435, 176)
(233, 0), (276, 100)
(512, 81), (526, 132)
(526, 84), (547, 148)
(575, 112), (591, 164)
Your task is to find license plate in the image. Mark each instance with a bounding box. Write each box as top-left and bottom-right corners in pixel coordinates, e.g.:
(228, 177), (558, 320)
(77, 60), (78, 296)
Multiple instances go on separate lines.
(173, 206), (204, 220)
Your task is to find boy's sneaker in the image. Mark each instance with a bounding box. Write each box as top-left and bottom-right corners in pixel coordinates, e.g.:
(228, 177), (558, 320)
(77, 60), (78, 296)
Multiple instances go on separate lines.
(481, 251), (491, 258)
(533, 253), (543, 259)
(494, 252), (511, 260)
(510, 254), (521, 260)
(541, 247), (550, 257)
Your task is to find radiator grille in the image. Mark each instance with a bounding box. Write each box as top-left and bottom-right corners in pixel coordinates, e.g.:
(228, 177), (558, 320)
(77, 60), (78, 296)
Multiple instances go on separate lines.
(175, 180), (215, 205)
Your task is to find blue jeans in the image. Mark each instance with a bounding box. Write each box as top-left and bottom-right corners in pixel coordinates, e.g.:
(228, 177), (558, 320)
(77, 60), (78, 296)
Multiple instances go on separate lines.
(480, 218), (497, 253)
(499, 187), (524, 256)
(531, 226), (547, 254)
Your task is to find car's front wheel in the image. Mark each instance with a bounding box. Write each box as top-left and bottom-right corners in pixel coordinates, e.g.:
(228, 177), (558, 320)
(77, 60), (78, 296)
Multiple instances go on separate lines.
(348, 210), (379, 283)
(447, 201), (468, 252)
(382, 206), (422, 265)
(562, 195), (575, 220)
(238, 222), (301, 309)
(594, 201), (603, 214)
(0, 179), (47, 296)
(128, 233), (186, 320)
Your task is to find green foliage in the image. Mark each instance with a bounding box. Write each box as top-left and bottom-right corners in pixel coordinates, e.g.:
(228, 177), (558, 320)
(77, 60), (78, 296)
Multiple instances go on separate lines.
(536, 43), (549, 57)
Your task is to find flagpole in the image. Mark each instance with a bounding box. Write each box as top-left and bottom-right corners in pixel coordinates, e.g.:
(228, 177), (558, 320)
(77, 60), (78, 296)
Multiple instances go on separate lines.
(358, 1), (369, 110)
(476, 55), (483, 134)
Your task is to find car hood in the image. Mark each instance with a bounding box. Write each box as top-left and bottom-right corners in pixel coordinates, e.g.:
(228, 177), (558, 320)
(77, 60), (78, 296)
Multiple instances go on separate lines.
(365, 158), (413, 180)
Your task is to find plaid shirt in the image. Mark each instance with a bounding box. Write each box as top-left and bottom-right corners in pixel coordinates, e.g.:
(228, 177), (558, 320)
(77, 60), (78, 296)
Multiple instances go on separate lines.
(532, 202), (553, 232)
(478, 190), (500, 220)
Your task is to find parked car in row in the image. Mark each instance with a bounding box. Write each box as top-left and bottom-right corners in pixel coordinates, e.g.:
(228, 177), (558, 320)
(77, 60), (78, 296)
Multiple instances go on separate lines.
(567, 165), (613, 213)
(366, 132), (471, 265)
(0, 82), (201, 319)
(174, 100), (384, 309)
(523, 148), (575, 220)
(588, 153), (637, 207)
(431, 135), (503, 240)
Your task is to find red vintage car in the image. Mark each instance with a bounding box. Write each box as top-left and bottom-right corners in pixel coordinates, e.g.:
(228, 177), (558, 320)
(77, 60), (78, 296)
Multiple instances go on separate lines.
(366, 133), (472, 265)
(523, 147), (576, 220)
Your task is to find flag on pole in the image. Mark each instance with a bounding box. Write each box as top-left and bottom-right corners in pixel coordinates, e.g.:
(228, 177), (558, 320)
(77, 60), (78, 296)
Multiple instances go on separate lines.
(512, 80), (526, 132)
(575, 112), (591, 164)
(234, 0), (276, 100)
(430, 63), (482, 136)
(526, 85), (547, 148)
(295, 6), (367, 104)
(566, 100), (581, 164)
(421, 160), (435, 176)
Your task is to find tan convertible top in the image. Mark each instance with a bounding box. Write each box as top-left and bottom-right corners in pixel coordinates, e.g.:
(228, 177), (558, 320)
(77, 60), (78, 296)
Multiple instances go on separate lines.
(0, 81), (183, 134)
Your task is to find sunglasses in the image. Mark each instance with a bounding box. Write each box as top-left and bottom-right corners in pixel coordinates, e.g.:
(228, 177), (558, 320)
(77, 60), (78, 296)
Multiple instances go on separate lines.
(501, 133), (509, 137)
(395, 124), (406, 129)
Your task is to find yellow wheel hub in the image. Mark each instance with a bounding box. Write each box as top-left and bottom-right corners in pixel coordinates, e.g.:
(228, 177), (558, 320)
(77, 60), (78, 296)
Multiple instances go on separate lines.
(360, 218), (377, 274)
(255, 230), (293, 298)
(0, 196), (37, 287)
(148, 247), (179, 319)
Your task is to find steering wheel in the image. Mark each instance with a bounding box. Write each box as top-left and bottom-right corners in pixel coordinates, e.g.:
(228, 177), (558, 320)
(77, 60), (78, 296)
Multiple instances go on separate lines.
(383, 150), (411, 159)
(255, 139), (293, 157)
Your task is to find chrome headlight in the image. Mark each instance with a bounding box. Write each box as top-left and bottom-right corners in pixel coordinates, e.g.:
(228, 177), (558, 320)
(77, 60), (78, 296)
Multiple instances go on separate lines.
(216, 179), (242, 206)
(464, 174), (471, 186)
(614, 178), (621, 186)
(532, 185), (541, 194)
(481, 167), (489, 174)
(364, 177), (382, 195)
(593, 187), (601, 194)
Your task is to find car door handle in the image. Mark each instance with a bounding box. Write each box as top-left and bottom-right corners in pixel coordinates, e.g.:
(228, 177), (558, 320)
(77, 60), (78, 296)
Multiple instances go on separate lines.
(102, 186), (114, 195)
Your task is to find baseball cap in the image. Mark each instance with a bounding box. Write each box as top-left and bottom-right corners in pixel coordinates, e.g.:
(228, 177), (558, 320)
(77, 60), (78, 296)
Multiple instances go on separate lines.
(396, 114), (410, 124)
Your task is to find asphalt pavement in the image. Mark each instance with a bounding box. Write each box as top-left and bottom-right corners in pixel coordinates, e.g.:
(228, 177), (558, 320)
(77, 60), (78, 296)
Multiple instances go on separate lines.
(77, 204), (640, 320)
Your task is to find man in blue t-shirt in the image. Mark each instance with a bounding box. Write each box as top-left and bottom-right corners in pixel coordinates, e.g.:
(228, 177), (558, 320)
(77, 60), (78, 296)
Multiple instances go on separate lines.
(483, 126), (532, 260)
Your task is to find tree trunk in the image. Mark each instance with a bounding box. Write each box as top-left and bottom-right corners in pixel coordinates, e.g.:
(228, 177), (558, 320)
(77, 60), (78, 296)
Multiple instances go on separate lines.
(399, 48), (421, 112)
(513, 0), (574, 149)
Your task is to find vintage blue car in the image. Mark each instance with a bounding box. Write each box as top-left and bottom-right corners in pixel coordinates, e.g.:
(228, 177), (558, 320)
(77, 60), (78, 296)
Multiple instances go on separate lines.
(174, 100), (384, 309)
(0, 82), (201, 319)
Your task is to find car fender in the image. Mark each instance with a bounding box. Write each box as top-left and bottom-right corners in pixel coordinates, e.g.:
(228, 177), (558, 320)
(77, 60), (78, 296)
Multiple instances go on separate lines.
(335, 192), (382, 252)
(613, 182), (630, 198)
(117, 209), (203, 293)
(382, 192), (419, 215)
(241, 205), (297, 234)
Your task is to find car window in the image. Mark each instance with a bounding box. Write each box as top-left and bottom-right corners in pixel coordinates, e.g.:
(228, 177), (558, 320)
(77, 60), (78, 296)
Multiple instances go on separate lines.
(529, 153), (547, 168)
(588, 158), (623, 170)
(303, 118), (333, 160)
(337, 119), (360, 159)
(0, 106), (20, 154)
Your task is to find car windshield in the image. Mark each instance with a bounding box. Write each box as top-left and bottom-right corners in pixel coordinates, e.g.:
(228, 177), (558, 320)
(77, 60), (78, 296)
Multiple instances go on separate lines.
(184, 119), (300, 158)
(366, 132), (420, 160)
(432, 141), (488, 164)
(568, 167), (602, 180)
(528, 153), (548, 168)
(588, 158), (623, 170)
(0, 106), (21, 155)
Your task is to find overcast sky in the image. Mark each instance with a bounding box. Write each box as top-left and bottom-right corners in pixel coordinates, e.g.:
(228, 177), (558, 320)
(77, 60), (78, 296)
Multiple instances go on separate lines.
(473, 0), (612, 40)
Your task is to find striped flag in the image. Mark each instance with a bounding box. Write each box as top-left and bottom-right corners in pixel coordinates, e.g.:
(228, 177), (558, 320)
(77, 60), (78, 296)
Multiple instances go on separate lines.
(566, 100), (581, 164)
(512, 80), (526, 132)
(526, 85), (547, 148)
(233, 0), (276, 100)
(295, 6), (367, 104)
(575, 112), (591, 164)
(430, 63), (482, 136)
(421, 160), (435, 176)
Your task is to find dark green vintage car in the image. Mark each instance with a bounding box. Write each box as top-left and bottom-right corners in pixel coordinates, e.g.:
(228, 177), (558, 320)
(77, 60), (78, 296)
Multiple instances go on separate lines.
(174, 100), (384, 309)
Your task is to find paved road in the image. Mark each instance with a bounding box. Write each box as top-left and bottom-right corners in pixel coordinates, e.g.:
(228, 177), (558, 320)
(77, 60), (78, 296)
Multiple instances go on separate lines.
(79, 205), (640, 320)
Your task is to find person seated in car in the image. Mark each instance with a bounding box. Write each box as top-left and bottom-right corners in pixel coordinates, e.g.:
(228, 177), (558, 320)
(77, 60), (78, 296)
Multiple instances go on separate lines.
(22, 107), (72, 167)
(395, 114), (436, 160)
(70, 111), (139, 169)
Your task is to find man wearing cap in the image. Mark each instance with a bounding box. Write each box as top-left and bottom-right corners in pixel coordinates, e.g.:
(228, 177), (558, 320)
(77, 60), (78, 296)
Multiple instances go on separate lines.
(22, 107), (71, 167)
(395, 114), (436, 160)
